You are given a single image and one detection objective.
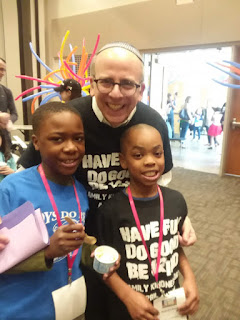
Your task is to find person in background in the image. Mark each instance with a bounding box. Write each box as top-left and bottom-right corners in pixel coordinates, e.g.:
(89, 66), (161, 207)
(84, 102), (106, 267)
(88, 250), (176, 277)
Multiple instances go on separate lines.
(0, 57), (18, 147)
(54, 78), (82, 102)
(0, 127), (16, 182)
(96, 124), (199, 319)
(193, 107), (203, 141)
(173, 91), (178, 107)
(207, 107), (223, 149)
(166, 93), (175, 138)
(220, 102), (226, 131)
(179, 96), (193, 147)
(202, 103), (214, 146)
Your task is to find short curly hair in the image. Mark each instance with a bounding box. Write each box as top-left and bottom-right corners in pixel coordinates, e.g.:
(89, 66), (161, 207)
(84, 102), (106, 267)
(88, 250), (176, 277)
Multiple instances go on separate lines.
(32, 101), (82, 135)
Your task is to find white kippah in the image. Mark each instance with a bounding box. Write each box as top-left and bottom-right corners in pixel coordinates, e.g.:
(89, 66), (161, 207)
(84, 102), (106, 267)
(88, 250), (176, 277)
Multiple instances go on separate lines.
(98, 42), (143, 63)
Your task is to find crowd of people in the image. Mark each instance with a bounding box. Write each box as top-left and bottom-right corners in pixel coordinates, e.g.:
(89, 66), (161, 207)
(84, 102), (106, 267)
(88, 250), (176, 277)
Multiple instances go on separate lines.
(165, 92), (225, 149)
(0, 42), (200, 320)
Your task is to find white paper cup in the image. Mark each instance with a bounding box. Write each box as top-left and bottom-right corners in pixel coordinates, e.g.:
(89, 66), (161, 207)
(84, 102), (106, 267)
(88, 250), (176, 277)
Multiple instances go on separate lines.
(93, 245), (118, 274)
(0, 162), (7, 167)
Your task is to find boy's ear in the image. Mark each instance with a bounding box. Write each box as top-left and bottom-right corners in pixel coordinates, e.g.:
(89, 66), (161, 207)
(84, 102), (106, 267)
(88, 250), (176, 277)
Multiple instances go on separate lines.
(119, 152), (127, 169)
(32, 134), (40, 151)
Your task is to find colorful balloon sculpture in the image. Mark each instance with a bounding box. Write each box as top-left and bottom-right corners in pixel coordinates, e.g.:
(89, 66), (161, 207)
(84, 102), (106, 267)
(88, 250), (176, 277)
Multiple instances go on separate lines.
(208, 60), (240, 89)
(15, 31), (100, 113)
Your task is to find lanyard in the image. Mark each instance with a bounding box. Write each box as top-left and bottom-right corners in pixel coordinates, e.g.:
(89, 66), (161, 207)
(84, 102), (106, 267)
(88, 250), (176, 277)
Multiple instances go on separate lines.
(39, 164), (82, 284)
(128, 185), (164, 285)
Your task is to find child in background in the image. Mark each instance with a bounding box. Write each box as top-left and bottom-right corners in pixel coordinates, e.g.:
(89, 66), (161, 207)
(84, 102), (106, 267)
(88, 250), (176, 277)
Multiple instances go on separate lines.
(54, 79), (82, 102)
(193, 107), (203, 141)
(96, 124), (199, 320)
(0, 127), (16, 182)
(166, 93), (175, 138)
(208, 107), (223, 149)
(0, 102), (88, 320)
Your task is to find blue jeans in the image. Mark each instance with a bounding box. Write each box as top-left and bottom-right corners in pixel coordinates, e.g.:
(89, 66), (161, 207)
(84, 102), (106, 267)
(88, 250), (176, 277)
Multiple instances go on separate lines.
(193, 126), (201, 139)
(180, 121), (189, 139)
(167, 111), (174, 138)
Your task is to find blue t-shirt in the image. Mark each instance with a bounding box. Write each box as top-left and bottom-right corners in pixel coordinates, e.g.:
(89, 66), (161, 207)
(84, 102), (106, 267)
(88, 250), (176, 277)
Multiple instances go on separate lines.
(0, 166), (89, 320)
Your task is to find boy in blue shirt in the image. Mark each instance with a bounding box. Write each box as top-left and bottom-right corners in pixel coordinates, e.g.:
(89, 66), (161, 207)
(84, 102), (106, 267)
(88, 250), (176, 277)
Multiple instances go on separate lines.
(0, 102), (88, 319)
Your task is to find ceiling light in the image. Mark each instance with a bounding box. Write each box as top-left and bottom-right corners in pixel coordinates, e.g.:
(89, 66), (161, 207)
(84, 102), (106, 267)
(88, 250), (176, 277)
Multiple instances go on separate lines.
(176, 0), (194, 5)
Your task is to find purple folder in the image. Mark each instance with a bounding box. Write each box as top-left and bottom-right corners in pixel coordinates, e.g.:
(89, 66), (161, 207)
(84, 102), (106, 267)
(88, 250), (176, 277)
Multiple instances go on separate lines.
(0, 201), (50, 273)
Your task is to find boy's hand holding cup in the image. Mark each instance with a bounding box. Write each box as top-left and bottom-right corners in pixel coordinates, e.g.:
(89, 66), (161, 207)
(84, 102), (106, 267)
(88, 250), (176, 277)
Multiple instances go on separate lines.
(92, 245), (120, 280)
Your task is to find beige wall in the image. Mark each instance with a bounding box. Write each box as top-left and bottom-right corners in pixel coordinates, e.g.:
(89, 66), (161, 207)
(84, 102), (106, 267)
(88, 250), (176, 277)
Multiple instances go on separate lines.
(47, 0), (240, 59)
(1, 0), (240, 130)
(47, 0), (150, 19)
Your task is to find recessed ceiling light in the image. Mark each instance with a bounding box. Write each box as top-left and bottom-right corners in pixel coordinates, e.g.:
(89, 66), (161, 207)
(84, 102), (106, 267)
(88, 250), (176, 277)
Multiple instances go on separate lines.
(176, 0), (194, 5)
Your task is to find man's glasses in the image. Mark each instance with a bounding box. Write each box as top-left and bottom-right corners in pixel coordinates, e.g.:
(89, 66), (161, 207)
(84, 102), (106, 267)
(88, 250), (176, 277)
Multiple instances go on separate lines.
(94, 79), (141, 96)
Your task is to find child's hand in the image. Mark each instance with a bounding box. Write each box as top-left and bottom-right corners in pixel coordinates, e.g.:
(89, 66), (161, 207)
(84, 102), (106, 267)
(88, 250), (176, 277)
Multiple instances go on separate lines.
(179, 216), (197, 246)
(102, 254), (121, 280)
(0, 166), (15, 176)
(0, 234), (9, 251)
(44, 223), (85, 259)
(124, 289), (159, 320)
(90, 250), (121, 280)
(178, 275), (199, 316)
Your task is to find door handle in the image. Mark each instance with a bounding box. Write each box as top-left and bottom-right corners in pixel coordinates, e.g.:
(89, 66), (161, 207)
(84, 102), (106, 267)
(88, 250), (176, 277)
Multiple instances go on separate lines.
(231, 118), (240, 130)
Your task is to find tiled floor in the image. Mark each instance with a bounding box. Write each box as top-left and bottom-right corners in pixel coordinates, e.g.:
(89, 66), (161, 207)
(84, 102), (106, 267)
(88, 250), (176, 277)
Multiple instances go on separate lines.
(170, 132), (223, 175)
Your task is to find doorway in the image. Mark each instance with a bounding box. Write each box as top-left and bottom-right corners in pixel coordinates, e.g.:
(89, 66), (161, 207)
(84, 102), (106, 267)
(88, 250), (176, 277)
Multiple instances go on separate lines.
(142, 46), (232, 174)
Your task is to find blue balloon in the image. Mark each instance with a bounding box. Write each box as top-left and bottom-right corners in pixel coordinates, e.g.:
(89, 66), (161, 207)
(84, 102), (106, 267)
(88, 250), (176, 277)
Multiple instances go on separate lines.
(40, 85), (58, 89)
(22, 89), (54, 102)
(40, 92), (60, 105)
(207, 62), (240, 81)
(29, 42), (63, 81)
(223, 60), (240, 69)
(212, 78), (240, 89)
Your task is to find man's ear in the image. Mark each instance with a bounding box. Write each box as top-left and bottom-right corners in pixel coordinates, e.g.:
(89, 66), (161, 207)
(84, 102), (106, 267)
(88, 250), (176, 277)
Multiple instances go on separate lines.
(89, 77), (95, 97)
(32, 134), (40, 151)
(119, 152), (127, 169)
(137, 82), (145, 102)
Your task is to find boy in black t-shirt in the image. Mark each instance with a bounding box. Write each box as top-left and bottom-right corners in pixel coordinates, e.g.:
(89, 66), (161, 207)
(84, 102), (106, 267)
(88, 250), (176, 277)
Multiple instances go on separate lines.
(96, 124), (199, 320)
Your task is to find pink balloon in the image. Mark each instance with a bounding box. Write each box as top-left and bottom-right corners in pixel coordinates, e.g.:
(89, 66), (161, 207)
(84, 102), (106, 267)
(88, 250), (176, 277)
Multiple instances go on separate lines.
(15, 75), (59, 86)
(15, 86), (40, 101)
(83, 34), (100, 74)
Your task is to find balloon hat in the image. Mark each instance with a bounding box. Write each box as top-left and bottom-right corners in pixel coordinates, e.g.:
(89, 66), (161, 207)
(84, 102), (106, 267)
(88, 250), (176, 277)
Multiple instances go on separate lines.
(15, 31), (100, 113)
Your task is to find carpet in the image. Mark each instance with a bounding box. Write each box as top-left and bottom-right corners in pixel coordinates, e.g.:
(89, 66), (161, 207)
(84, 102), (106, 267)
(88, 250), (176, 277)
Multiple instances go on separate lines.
(168, 168), (240, 320)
